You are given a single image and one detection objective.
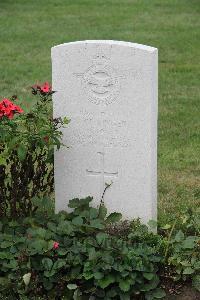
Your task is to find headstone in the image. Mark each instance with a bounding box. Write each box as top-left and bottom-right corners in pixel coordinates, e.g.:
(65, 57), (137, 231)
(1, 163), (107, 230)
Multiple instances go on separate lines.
(52, 40), (158, 223)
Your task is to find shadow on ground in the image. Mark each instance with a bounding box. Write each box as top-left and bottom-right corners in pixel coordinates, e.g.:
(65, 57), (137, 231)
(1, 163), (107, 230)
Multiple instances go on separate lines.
(165, 286), (200, 300)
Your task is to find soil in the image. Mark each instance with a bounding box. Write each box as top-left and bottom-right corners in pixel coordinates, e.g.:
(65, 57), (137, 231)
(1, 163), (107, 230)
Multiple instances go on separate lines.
(164, 284), (200, 300)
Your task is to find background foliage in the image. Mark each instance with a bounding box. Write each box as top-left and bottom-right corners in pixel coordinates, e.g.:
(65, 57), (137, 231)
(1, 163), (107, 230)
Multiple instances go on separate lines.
(0, 86), (69, 218)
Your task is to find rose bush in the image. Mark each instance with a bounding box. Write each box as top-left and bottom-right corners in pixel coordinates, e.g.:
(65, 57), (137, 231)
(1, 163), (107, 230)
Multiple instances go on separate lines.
(0, 82), (69, 218)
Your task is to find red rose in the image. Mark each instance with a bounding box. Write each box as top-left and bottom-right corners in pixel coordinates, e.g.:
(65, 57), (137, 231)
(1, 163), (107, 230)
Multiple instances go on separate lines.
(53, 242), (59, 250)
(0, 98), (23, 120)
(40, 82), (51, 94)
(31, 82), (52, 96)
(14, 104), (23, 114)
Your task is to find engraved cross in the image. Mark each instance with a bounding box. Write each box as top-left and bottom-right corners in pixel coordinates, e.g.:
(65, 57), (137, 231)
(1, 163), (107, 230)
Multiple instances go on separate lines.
(86, 151), (118, 198)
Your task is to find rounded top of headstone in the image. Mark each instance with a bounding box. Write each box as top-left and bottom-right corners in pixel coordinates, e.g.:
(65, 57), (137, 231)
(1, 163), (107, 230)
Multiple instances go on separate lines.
(51, 40), (157, 53)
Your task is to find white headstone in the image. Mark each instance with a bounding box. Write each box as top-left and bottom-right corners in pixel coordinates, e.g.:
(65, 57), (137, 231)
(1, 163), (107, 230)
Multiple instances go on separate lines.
(52, 40), (158, 223)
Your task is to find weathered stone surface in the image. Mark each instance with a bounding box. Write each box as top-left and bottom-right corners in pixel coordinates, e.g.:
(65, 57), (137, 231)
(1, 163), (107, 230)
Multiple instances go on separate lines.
(52, 40), (158, 223)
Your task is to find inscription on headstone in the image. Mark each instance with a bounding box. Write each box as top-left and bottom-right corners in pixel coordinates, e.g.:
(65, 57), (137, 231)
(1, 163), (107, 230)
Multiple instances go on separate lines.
(52, 40), (158, 223)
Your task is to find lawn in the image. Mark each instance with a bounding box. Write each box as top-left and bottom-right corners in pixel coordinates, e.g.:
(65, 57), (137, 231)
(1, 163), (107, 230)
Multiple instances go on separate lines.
(0, 0), (199, 225)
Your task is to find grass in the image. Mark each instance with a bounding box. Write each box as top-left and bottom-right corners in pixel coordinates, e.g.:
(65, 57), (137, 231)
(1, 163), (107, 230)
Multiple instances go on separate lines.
(0, 0), (199, 225)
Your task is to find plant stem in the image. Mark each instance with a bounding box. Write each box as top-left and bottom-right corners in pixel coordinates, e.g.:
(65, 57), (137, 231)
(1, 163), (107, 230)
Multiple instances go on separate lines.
(164, 219), (177, 261)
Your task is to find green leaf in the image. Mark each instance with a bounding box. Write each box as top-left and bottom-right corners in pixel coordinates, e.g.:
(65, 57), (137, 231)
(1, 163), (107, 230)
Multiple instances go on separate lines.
(194, 261), (200, 270)
(73, 289), (82, 300)
(67, 283), (78, 290)
(96, 232), (108, 245)
(8, 259), (18, 269)
(106, 288), (117, 298)
(57, 249), (68, 256)
(98, 204), (107, 220)
(119, 293), (130, 300)
(23, 273), (31, 286)
(182, 267), (194, 275)
(1, 241), (13, 248)
(88, 247), (97, 260)
(0, 277), (10, 289)
(152, 288), (166, 298)
(89, 207), (99, 219)
(143, 273), (154, 280)
(0, 156), (6, 166)
(53, 259), (66, 270)
(42, 258), (53, 270)
(148, 220), (157, 229)
(48, 240), (55, 250)
(57, 220), (74, 234)
(43, 278), (53, 291)
(90, 219), (104, 229)
(174, 230), (184, 242)
(70, 266), (82, 279)
(142, 276), (160, 292)
(68, 198), (81, 208)
(35, 228), (47, 238)
(182, 237), (197, 249)
(44, 270), (56, 278)
(8, 220), (19, 228)
(68, 197), (92, 209)
(72, 216), (83, 226)
(79, 196), (93, 206)
(192, 275), (200, 292)
(161, 224), (171, 230)
(180, 260), (191, 267)
(29, 239), (47, 253)
(0, 252), (13, 259)
(53, 137), (61, 149)
(98, 274), (115, 288)
(106, 212), (122, 223)
(94, 272), (104, 280)
(63, 116), (70, 124)
(95, 289), (106, 297)
(119, 279), (131, 292)
(17, 144), (27, 161)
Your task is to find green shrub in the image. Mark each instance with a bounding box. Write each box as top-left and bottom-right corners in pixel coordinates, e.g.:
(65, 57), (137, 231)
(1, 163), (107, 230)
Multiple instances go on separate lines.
(0, 197), (199, 299)
(0, 83), (69, 218)
(0, 197), (166, 300)
(163, 209), (200, 292)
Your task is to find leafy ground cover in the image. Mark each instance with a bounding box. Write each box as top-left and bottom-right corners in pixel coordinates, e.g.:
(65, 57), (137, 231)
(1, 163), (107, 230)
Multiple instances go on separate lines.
(0, 197), (199, 299)
(0, 0), (199, 225)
